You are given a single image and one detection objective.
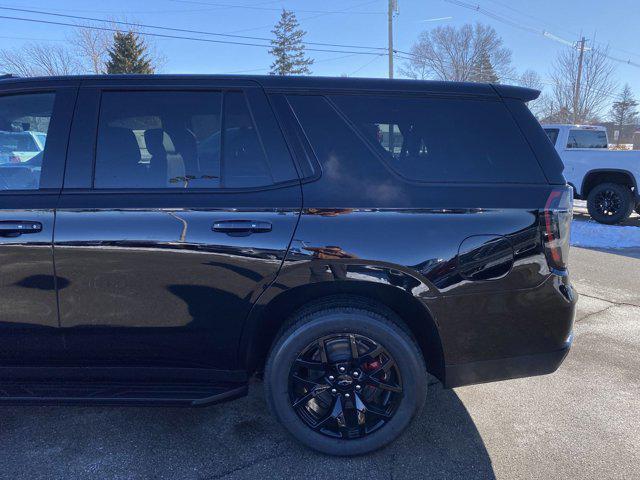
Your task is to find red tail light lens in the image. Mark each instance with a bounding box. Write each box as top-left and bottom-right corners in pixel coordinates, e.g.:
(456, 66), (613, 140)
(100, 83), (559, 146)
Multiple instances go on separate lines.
(542, 186), (573, 271)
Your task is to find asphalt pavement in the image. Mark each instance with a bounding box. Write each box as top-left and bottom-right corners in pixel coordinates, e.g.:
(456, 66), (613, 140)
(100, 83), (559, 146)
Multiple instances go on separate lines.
(1, 246), (639, 480)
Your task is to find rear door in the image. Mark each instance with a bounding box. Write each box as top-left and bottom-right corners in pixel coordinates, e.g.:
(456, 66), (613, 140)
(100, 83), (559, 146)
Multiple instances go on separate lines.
(54, 79), (301, 374)
(0, 82), (76, 367)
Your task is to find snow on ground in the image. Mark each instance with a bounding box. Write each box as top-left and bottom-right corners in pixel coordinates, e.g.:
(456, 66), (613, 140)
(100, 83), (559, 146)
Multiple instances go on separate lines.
(571, 220), (640, 249)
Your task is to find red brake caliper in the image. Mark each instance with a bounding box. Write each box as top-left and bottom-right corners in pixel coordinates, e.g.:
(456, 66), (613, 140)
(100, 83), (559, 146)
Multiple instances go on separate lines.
(362, 360), (381, 372)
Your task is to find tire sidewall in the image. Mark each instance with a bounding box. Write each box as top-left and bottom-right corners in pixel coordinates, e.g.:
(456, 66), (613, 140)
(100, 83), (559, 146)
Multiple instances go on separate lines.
(587, 183), (633, 224)
(265, 311), (426, 456)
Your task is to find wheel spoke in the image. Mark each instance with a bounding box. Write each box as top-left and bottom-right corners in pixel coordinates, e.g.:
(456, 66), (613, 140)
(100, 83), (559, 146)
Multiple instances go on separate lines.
(354, 392), (368, 436)
(367, 376), (402, 393)
(318, 337), (329, 366)
(292, 390), (315, 409)
(363, 401), (392, 420)
(312, 395), (346, 434)
(291, 373), (324, 390)
(356, 394), (391, 420)
(349, 334), (359, 361)
(358, 344), (384, 364)
(294, 358), (323, 370)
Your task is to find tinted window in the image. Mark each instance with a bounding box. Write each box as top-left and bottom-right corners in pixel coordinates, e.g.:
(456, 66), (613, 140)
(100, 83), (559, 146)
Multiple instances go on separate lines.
(330, 95), (546, 183)
(94, 90), (294, 189)
(223, 92), (273, 188)
(544, 128), (559, 146)
(286, 95), (386, 196)
(0, 93), (54, 190)
(566, 129), (608, 149)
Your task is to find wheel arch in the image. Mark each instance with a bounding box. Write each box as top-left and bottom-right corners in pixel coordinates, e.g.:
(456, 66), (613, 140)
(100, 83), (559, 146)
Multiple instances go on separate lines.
(581, 169), (637, 198)
(241, 280), (445, 383)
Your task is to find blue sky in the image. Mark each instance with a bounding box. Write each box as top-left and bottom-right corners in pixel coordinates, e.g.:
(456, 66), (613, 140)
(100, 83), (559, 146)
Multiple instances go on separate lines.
(1, 0), (638, 103)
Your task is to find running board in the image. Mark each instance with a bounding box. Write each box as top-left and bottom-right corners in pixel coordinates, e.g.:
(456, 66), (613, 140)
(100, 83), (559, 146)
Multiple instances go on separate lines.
(0, 381), (247, 406)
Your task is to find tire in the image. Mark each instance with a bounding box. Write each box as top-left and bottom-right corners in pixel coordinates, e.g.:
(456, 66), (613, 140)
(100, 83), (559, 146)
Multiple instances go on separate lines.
(264, 297), (427, 456)
(635, 203), (640, 216)
(586, 182), (634, 225)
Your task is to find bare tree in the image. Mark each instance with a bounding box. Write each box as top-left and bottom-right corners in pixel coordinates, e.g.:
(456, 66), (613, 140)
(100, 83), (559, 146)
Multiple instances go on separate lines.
(549, 44), (616, 124)
(0, 49), (37, 77)
(69, 25), (112, 74)
(399, 23), (513, 82)
(517, 69), (545, 118)
(519, 69), (543, 90)
(0, 43), (80, 76)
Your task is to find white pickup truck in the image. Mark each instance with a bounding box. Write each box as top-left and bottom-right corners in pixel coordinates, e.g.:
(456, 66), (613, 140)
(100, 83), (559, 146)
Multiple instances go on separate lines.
(542, 124), (640, 224)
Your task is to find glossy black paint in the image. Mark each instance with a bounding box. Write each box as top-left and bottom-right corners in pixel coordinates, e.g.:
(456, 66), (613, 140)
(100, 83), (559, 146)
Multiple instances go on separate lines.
(53, 195), (301, 369)
(0, 81), (77, 366)
(0, 74), (576, 403)
(243, 204), (574, 371)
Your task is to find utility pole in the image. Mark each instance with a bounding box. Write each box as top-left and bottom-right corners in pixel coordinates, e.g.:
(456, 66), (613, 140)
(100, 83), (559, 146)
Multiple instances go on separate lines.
(573, 36), (587, 124)
(388, 0), (397, 79)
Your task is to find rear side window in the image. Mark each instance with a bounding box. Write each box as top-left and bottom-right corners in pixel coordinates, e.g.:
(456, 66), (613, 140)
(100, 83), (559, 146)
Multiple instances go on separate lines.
(543, 128), (559, 146)
(93, 90), (296, 189)
(330, 94), (546, 184)
(566, 129), (608, 149)
(0, 92), (55, 190)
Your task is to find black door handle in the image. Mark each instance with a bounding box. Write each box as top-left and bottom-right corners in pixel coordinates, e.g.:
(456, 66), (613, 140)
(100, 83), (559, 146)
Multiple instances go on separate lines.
(212, 220), (272, 235)
(0, 221), (43, 237)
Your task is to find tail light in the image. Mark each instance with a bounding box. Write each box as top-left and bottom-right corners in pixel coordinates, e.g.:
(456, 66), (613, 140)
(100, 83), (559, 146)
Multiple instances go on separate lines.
(9, 155), (21, 163)
(541, 186), (573, 271)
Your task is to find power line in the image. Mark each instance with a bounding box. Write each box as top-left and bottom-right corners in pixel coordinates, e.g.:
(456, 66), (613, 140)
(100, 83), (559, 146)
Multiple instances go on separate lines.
(0, 6), (389, 53)
(350, 54), (385, 75)
(442, 0), (640, 68)
(221, 0), (383, 35)
(229, 53), (364, 74)
(219, 0), (379, 34)
(168, 0), (386, 14)
(0, 14), (391, 57)
(483, 0), (640, 61)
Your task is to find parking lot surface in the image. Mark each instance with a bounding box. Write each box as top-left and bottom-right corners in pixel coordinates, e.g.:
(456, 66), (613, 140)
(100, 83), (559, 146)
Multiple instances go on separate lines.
(1, 246), (639, 480)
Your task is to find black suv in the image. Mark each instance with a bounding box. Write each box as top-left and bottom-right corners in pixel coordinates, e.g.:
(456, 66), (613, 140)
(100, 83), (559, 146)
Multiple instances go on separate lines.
(0, 74), (576, 455)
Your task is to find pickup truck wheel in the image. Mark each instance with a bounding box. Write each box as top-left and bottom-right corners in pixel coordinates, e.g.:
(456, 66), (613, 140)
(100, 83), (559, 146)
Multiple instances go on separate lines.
(587, 183), (634, 225)
(264, 301), (427, 456)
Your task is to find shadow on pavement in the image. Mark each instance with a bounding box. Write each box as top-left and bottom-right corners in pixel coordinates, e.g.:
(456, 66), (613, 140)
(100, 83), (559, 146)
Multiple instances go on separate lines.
(0, 380), (494, 480)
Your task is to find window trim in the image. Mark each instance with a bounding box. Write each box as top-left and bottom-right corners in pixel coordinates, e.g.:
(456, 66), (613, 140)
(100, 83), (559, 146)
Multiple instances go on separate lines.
(68, 85), (300, 193)
(0, 85), (78, 194)
(272, 94), (322, 183)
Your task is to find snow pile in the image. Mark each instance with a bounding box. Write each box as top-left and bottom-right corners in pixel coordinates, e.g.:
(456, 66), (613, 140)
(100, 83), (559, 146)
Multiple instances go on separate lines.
(571, 221), (640, 249)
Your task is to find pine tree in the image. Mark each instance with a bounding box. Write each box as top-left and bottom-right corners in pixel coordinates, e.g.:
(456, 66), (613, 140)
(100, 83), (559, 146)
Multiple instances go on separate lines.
(269, 10), (313, 76)
(610, 84), (638, 145)
(471, 48), (499, 83)
(106, 31), (154, 74)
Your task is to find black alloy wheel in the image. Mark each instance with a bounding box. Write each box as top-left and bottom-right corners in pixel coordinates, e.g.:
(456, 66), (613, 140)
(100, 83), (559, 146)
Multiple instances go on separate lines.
(594, 189), (622, 217)
(289, 333), (403, 440)
(587, 182), (634, 225)
(265, 297), (427, 456)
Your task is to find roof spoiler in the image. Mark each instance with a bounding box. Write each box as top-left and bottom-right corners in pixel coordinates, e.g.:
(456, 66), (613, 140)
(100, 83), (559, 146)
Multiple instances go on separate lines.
(492, 84), (540, 102)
